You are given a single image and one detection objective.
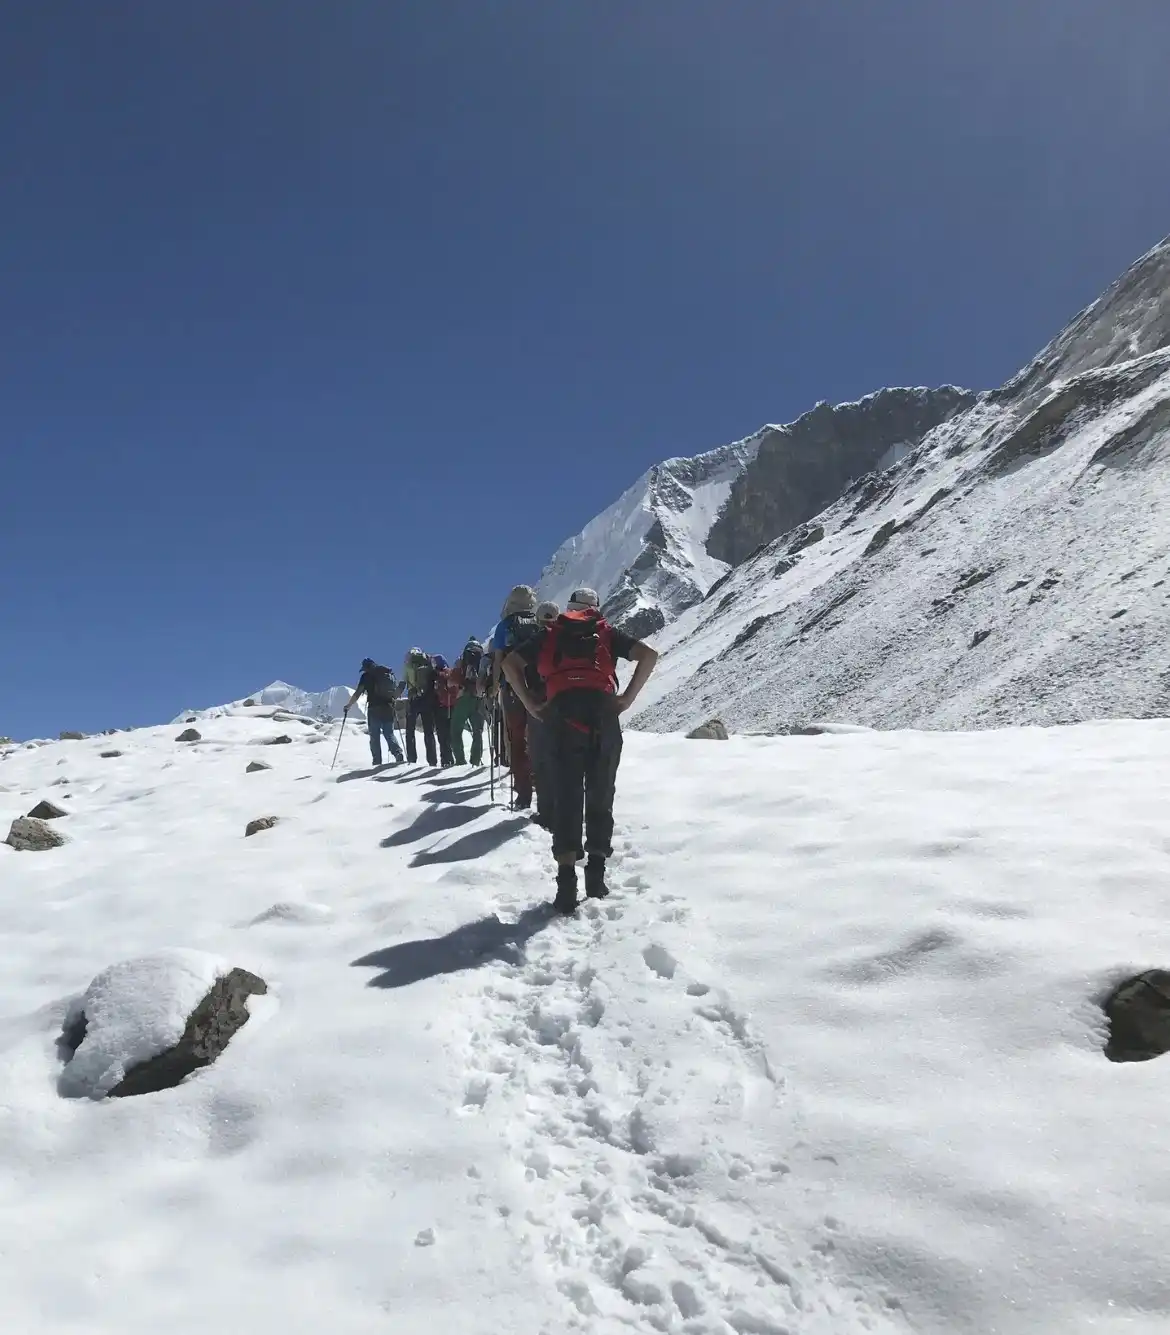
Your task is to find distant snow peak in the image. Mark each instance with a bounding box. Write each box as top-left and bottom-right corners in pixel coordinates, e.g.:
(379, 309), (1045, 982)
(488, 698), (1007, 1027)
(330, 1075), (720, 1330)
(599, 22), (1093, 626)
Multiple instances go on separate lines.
(174, 680), (354, 725)
(536, 428), (766, 638)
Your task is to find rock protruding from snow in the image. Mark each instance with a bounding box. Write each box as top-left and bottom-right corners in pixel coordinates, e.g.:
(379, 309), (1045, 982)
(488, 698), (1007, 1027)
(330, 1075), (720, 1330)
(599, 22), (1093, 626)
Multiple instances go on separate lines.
(176, 728), (202, 743)
(100, 750), (123, 759)
(5, 816), (66, 851)
(686, 718), (729, 740)
(59, 731), (85, 741)
(26, 800), (67, 820)
(57, 950), (266, 1099)
(1103, 970), (1170, 1062)
(264, 735), (293, 746)
(246, 761), (272, 774)
(246, 816), (279, 837)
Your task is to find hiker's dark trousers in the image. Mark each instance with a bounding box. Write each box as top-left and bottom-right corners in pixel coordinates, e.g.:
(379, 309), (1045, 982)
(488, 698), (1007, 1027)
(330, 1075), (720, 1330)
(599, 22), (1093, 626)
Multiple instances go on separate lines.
(406, 696), (439, 766)
(548, 695), (622, 862)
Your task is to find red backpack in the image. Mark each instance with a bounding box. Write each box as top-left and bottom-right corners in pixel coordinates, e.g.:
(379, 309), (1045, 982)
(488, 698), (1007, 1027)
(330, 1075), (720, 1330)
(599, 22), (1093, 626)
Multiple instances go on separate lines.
(536, 609), (617, 700)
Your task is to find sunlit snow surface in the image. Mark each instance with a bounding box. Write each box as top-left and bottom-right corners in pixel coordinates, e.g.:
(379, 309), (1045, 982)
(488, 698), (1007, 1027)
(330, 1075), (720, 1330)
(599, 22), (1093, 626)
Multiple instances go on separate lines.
(3, 713), (1170, 1332)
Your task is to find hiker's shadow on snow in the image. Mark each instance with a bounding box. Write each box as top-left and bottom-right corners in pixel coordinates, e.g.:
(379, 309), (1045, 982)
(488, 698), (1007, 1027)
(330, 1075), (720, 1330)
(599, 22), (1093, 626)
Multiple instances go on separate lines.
(379, 804), (489, 848)
(409, 816), (528, 867)
(420, 781), (491, 806)
(335, 766), (391, 783)
(353, 905), (557, 989)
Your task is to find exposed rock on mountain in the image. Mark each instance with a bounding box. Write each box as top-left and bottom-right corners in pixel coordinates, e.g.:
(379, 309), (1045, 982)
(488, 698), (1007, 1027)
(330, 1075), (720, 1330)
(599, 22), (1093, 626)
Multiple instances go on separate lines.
(705, 387), (975, 567)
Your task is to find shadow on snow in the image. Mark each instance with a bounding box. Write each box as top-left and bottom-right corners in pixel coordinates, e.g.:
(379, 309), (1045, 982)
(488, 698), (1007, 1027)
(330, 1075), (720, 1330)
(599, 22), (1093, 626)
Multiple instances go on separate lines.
(409, 816), (530, 867)
(352, 904), (558, 989)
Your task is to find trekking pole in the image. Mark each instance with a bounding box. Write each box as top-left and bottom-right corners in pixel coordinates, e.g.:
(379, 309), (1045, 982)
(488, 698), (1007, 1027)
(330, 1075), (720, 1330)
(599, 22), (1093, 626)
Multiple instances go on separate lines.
(489, 700), (497, 805)
(330, 711), (349, 771)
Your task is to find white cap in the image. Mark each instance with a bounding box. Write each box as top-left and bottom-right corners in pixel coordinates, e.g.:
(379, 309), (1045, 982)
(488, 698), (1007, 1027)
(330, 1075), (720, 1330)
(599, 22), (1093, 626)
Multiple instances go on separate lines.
(567, 587), (600, 610)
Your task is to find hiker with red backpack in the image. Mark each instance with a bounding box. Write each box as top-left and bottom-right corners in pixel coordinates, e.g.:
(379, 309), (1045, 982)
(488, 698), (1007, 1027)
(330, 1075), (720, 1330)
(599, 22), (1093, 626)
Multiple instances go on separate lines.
(501, 587), (658, 914)
(450, 637), (486, 766)
(490, 585), (541, 809)
(344, 658), (404, 767)
(430, 654), (457, 768)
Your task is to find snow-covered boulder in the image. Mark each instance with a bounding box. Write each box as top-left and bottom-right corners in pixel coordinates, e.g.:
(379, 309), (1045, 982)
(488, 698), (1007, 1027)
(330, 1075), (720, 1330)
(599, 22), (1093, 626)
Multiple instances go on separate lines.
(57, 950), (267, 1099)
(175, 728), (202, 743)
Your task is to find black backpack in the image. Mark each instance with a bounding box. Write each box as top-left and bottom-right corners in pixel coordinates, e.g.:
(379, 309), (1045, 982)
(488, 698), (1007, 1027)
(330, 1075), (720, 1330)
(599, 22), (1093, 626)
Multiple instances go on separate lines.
(367, 665), (398, 706)
(503, 612), (540, 650)
(460, 640), (484, 683)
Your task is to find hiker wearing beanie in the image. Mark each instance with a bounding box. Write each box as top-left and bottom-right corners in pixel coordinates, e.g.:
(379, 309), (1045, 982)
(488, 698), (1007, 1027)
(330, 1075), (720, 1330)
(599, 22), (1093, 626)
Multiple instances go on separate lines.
(450, 637), (486, 766)
(402, 647), (440, 766)
(490, 585), (541, 809)
(527, 601), (561, 829)
(345, 658), (404, 767)
(501, 587), (658, 914)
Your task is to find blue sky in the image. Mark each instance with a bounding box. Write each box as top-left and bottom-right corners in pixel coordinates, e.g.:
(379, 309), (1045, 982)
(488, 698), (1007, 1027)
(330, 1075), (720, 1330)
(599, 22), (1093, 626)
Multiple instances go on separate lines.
(3, 0), (1169, 739)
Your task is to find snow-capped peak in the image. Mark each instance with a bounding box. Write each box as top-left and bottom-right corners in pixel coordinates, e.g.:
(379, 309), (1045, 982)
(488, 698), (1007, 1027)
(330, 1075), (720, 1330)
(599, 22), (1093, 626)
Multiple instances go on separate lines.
(174, 680), (355, 724)
(536, 429), (768, 639)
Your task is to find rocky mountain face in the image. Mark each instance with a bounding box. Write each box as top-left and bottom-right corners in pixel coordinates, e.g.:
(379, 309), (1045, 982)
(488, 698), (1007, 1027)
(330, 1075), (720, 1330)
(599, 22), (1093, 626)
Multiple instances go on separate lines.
(704, 387), (976, 567)
(630, 234), (1170, 734)
(536, 389), (974, 639)
(536, 431), (767, 640)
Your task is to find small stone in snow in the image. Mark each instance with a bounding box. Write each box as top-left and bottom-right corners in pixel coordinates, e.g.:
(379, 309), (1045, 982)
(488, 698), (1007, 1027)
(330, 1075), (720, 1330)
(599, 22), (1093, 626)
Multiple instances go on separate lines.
(246, 761), (272, 773)
(265, 735), (294, 746)
(245, 816), (279, 837)
(414, 1228), (436, 1247)
(27, 800), (67, 820)
(176, 728), (202, 742)
(100, 751), (123, 759)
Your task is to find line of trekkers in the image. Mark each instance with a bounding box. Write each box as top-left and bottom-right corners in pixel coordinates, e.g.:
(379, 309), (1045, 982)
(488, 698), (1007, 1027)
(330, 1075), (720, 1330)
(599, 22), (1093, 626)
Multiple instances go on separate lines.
(344, 585), (659, 914)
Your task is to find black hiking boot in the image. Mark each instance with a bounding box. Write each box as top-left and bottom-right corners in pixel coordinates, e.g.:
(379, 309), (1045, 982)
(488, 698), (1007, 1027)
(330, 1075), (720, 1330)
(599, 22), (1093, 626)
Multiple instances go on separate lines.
(584, 857), (610, 899)
(553, 865), (578, 915)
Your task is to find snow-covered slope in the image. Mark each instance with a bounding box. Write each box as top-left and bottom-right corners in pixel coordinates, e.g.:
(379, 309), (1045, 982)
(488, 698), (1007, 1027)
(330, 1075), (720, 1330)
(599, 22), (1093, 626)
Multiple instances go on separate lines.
(537, 431), (767, 638)
(634, 234), (1170, 734)
(5, 715), (1170, 1332)
(175, 680), (356, 724)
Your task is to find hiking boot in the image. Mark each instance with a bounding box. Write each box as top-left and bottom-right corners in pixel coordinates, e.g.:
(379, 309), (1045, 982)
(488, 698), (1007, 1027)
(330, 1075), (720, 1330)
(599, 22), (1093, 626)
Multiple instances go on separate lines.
(530, 810), (552, 830)
(514, 792), (532, 811)
(553, 865), (578, 915)
(584, 857), (610, 899)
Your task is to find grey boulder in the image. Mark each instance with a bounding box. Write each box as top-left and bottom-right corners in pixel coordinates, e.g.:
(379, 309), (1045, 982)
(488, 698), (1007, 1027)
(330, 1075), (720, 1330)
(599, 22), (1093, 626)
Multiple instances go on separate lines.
(176, 728), (202, 743)
(5, 817), (67, 851)
(246, 761), (272, 774)
(245, 816), (280, 837)
(687, 718), (729, 741)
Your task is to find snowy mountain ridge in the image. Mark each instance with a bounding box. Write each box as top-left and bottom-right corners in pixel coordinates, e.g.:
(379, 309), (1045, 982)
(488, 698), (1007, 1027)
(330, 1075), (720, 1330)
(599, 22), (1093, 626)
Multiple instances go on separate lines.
(536, 386), (975, 639)
(631, 234), (1170, 734)
(536, 428), (769, 639)
(174, 680), (355, 724)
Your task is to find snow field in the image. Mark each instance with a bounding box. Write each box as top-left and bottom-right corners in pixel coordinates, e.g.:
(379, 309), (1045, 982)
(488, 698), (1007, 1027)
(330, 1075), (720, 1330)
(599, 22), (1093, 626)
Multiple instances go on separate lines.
(2, 713), (1170, 1332)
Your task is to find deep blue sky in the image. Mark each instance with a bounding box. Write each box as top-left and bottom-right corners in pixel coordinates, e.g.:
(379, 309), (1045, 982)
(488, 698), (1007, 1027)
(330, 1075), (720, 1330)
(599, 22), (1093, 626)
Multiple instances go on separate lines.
(4, 1), (1169, 738)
